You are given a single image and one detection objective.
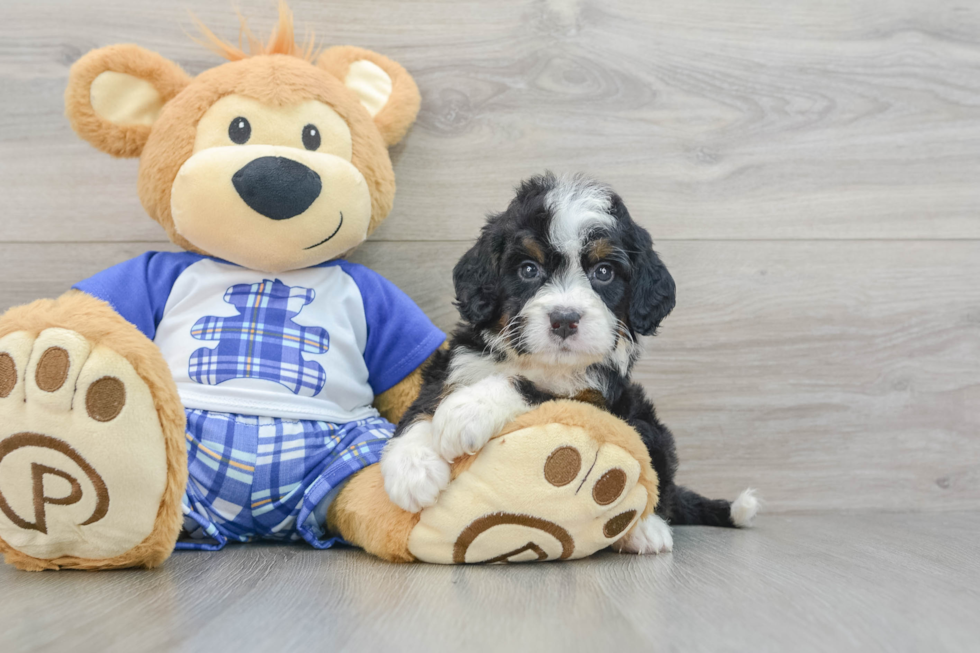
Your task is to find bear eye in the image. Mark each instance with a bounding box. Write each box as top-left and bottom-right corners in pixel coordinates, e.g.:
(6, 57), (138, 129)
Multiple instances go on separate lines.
(228, 117), (251, 144)
(302, 124), (321, 151)
(519, 261), (541, 281)
(591, 263), (614, 284)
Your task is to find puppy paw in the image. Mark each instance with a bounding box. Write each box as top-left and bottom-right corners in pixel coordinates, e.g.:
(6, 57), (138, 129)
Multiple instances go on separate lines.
(730, 488), (760, 527)
(432, 376), (525, 461)
(613, 514), (673, 555)
(381, 421), (451, 513)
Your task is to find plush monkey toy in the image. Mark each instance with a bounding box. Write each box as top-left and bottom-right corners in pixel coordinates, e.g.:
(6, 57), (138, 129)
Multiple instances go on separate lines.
(0, 4), (658, 569)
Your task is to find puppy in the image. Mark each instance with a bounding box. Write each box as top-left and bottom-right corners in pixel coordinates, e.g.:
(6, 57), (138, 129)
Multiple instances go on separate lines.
(381, 173), (757, 553)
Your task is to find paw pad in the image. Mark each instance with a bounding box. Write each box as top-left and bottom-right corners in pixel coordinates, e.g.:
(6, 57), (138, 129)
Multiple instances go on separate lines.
(543, 446), (580, 487)
(0, 354), (15, 398)
(85, 377), (126, 422)
(602, 509), (637, 538)
(592, 468), (627, 505)
(35, 347), (69, 392)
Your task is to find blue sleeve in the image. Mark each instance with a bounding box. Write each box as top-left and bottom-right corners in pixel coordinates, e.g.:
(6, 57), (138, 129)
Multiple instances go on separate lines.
(72, 251), (204, 340)
(339, 262), (446, 395)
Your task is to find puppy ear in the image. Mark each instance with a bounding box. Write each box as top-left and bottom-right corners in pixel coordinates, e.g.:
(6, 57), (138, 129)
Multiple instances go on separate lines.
(616, 198), (676, 336)
(453, 228), (501, 327)
(631, 245), (676, 336)
(318, 46), (421, 147)
(65, 45), (190, 158)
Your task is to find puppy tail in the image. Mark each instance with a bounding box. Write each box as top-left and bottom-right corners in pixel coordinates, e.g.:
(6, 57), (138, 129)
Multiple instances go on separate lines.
(668, 486), (759, 528)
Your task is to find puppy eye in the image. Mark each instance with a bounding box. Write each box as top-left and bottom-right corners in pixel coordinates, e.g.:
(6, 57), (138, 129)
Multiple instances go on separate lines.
(302, 124), (321, 151)
(519, 261), (541, 281)
(228, 117), (251, 144)
(591, 263), (615, 284)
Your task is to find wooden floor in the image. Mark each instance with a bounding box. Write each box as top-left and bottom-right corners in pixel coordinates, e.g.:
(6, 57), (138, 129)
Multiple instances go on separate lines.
(2, 512), (979, 653)
(1, 0), (979, 651)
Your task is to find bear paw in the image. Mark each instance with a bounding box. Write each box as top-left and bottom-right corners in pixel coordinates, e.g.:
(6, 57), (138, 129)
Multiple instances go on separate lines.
(407, 421), (650, 564)
(0, 329), (170, 564)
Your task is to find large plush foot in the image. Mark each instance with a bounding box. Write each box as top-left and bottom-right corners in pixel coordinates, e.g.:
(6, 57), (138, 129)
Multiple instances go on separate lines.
(407, 401), (659, 564)
(0, 295), (186, 570)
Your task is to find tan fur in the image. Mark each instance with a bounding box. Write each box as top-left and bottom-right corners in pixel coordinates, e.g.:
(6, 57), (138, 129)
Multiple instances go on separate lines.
(318, 46), (421, 147)
(372, 343), (446, 424)
(135, 54), (396, 256)
(65, 5), (419, 258)
(332, 350), (449, 562)
(327, 465), (419, 563)
(32, 3), (425, 569)
(522, 237), (545, 263)
(588, 238), (614, 262)
(192, 1), (319, 62)
(65, 44), (191, 159)
(0, 291), (187, 570)
(373, 367), (424, 426)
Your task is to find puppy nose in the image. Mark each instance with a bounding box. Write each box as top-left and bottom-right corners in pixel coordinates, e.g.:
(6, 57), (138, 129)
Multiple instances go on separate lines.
(232, 156), (322, 221)
(549, 311), (581, 340)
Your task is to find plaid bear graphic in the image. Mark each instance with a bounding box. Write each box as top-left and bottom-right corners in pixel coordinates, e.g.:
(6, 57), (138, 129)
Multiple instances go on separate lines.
(189, 279), (330, 396)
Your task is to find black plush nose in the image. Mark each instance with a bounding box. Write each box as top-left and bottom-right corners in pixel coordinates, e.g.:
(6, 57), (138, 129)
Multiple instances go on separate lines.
(232, 156), (322, 221)
(549, 311), (581, 340)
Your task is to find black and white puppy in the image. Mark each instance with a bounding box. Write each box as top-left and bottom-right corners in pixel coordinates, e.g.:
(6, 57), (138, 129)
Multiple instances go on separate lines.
(381, 173), (757, 553)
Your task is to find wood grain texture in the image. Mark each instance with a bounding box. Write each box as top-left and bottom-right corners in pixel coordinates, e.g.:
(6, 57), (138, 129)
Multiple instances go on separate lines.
(2, 0), (980, 242)
(1, 3), (979, 649)
(1, 513), (979, 653)
(0, 0), (977, 514)
(0, 240), (976, 512)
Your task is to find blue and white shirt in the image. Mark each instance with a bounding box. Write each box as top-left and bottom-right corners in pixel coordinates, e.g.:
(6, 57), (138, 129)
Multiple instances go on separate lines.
(74, 252), (445, 423)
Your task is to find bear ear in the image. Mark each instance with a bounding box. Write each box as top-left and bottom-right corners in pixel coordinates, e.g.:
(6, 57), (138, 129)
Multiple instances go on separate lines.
(65, 44), (191, 158)
(317, 46), (421, 147)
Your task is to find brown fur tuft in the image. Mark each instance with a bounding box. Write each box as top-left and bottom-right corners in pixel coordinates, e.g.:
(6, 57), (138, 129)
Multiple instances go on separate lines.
(191, 0), (319, 63)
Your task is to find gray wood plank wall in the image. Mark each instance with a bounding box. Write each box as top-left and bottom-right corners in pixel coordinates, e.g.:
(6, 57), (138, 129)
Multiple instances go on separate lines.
(1, 0), (977, 512)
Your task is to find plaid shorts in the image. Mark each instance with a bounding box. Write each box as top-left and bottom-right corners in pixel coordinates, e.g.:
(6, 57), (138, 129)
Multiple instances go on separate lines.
(176, 409), (393, 551)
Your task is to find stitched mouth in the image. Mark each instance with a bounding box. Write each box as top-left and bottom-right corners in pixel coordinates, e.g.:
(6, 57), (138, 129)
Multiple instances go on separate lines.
(303, 212), (344, 250)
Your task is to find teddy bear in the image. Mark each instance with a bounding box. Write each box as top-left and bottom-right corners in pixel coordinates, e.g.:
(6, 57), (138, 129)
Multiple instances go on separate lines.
(0, 3), (661, 569)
